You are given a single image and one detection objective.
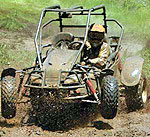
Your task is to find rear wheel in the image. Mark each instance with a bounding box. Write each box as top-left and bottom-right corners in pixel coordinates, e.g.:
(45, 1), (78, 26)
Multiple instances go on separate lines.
(1, 76), (17, 119)
(100, 75), (118, 119)
(125, 74), (147, 111)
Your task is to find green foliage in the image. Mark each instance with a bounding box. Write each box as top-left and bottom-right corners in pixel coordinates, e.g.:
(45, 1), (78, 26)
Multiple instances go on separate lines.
(141, 44), (150, 77)
(0, 44), (10, 65)
(0, 0), (150, 39)
(1, 0), (150, 39)
(8, 49), (36, 68)
(0, 16), (26, 31)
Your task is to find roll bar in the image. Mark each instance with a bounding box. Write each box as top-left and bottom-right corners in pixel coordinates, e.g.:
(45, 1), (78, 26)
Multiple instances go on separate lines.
(34, 4), (123, 69)
(92, 4), (105, 11)
(45, 5), (61, 10)
(70, 6), (83, 9)
(106, 19), (124, 50)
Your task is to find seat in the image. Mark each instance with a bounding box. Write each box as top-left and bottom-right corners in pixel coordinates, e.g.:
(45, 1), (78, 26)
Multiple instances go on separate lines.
(52, 32), (74, 48)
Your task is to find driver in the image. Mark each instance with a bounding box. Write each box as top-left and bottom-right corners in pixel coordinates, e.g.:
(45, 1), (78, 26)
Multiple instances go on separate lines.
(82, 24), (110, 68)
(64, 24), (110, 90)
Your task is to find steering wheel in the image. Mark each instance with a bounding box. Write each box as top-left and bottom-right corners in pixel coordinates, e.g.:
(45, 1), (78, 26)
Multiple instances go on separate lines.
(55, 39), (71, 49)
(68, 41), (83, 50)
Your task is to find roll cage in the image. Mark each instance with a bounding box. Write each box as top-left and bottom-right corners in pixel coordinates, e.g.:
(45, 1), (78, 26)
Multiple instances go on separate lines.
(34, 4), (124, 69)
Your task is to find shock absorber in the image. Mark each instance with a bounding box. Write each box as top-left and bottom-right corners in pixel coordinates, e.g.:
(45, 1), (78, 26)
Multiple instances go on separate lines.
(86, 79), (100, 104)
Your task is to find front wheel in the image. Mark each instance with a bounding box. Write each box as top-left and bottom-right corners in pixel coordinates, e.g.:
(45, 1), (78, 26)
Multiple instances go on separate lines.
(100, 75), (119, 119)
(1, 76), (18, 119)
(125, 74), (147, 111)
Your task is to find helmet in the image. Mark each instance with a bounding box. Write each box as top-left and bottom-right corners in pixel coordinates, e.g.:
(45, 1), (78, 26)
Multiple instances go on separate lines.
(88, 24), (105, 48)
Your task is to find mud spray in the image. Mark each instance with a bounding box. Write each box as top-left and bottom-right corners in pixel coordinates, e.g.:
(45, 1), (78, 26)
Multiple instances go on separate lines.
(29, 91), (100, 131)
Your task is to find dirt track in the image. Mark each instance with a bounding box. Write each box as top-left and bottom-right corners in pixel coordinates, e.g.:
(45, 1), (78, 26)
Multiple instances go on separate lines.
(0, 31), (150, 137)
(0, 96), (150, 137)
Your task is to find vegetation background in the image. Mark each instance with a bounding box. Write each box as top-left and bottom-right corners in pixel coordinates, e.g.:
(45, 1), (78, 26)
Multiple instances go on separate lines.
(0, 0), (150, 75)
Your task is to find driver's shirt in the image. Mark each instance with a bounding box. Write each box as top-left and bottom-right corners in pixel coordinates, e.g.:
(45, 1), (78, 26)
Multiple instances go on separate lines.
(83, 41), (110, 67)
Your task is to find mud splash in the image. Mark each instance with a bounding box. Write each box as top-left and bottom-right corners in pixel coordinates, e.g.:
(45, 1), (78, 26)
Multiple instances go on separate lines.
(29, 93), (100, 131)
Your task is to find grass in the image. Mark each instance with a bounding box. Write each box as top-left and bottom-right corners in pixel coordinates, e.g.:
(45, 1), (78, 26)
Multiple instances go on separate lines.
(141, 40), (150, 77)
(0, 44), (10, 65)
(0, 0), (149, 38)
(8, 49), (36, 68)
(142, 49), (150, 77)
(0, 41), (36, 69)
(0, 15), (27, 31)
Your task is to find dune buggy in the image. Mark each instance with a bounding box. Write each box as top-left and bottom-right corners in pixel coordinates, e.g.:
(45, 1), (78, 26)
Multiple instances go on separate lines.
(1, 4), (147, 122)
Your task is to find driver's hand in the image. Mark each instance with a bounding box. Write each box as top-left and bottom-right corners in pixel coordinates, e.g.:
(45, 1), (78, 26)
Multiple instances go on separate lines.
(81, 61), (86, 66)
(81, 60), (90, 65)
(88, 58), (99, 64)
(81, 58), (97, 65)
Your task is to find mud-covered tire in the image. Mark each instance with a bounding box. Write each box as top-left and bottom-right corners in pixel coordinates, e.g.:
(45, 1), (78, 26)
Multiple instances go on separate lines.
(1, 76), (17, 119)
(100, 75), (118, 119)
(125, 74), (147, 111)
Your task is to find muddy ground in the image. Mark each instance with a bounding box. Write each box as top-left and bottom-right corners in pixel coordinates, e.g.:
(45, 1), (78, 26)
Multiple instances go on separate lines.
(0, 30), (150, 137)
(0, 95), (150, 137)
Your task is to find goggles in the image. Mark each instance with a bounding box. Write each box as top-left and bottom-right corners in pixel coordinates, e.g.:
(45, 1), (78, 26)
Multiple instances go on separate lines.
(88, 31), (104, 41)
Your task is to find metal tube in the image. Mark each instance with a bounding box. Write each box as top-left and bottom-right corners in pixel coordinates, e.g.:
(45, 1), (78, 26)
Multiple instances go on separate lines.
(71, 9), (92, 68)
(34, 10), (45, 69)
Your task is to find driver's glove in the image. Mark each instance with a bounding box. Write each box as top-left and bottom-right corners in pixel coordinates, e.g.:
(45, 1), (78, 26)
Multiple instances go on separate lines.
(81, 61), (86, 66)
(88, 58), (100, 64)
